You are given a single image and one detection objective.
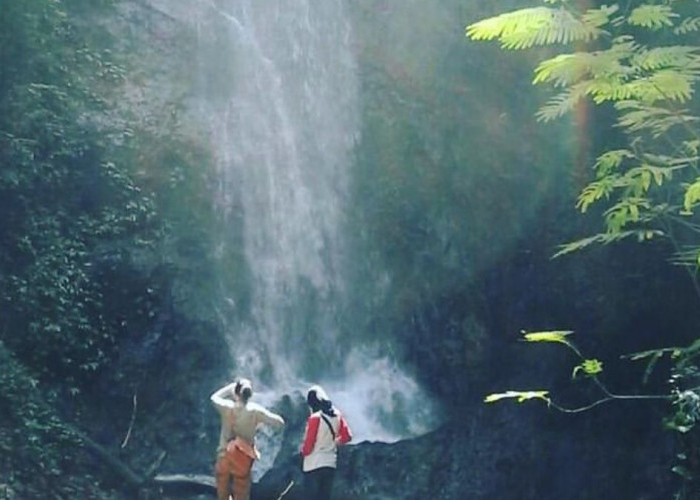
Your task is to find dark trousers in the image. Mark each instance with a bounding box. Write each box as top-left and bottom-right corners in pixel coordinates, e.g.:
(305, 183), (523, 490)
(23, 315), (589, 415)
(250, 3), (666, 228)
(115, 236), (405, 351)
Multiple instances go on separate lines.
(305, 466), (335, 500)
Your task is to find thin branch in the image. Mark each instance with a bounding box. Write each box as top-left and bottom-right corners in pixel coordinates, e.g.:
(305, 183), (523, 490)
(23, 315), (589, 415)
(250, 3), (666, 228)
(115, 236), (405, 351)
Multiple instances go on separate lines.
(276, 480), (295, 500)
(550, 392), (671, 413)
(121, 391), (138, 449)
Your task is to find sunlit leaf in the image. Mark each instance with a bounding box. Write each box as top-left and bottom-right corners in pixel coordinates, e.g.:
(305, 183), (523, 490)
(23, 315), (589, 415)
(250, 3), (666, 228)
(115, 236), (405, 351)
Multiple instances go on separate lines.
(466, 7), (604, 50)
(628, 4), (678, 30)
(572, 359), (604, 379)
(522, 330), (573, 344)
(484, 390), (551, 404)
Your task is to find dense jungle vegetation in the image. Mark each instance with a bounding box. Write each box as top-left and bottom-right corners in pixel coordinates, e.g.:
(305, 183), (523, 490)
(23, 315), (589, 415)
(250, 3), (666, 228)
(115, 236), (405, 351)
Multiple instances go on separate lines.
(1, 1), (219, 498)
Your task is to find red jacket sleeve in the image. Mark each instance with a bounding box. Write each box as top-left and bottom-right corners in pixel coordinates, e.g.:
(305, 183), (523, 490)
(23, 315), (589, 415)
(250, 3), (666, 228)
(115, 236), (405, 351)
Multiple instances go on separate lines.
(301, 415), (320, 456)
(337, 414), (352, 445)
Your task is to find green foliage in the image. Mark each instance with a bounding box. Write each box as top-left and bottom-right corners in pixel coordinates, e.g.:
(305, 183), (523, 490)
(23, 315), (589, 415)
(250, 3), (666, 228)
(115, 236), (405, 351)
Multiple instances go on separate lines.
(465, 6), (613, 50)
(468, 2), (700, 492)
(484, 390), (551, 404)
(628, 4), (678, 30)
(522, 329), (573, 344)
(0, 341), (105, 498)
(469, 1), (700, 270)
(0, 0), (159, 386)
(467, 0), (700, 264)
(0, 0), (217, 497)
(485, 331), (669, 413)
(0, 0), (215, 389)
(572, 358), (603, 378)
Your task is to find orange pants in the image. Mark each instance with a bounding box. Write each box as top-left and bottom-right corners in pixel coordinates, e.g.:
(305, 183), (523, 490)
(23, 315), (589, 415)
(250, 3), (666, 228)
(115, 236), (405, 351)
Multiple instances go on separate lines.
(215, 446), (253, 500)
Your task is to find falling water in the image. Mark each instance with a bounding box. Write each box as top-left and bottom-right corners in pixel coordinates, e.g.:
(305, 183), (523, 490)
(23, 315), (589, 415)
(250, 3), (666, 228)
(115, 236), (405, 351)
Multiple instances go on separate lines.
(200, 0), (356, 381)
(185, 0), (440, 466)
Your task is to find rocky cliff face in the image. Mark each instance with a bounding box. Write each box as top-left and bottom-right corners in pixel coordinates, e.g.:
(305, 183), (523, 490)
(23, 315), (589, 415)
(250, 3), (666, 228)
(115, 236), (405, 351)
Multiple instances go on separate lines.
(257, 396), (673, 500)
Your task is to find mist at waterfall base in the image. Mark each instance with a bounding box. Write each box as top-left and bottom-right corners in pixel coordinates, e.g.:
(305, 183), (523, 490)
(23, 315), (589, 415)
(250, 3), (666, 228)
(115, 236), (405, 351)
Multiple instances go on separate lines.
(249, 350), (443, 479)
(185, 0), (444, 470)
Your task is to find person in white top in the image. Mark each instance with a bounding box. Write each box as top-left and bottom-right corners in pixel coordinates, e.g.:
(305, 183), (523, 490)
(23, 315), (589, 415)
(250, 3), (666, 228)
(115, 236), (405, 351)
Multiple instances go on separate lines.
(300, 385), (352, 500)
(210, 378), (285, 500)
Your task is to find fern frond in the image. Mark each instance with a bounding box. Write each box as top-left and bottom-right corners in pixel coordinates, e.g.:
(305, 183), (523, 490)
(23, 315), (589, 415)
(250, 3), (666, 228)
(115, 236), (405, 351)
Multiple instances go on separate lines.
(535, 86), (585, 121)
(534, 52), (596, 86)
(684, 177), (700, 212)
(523, 330), (574, 344)
(674, 17), (700, 35)
(670, 246), (700, 267)
(576, 175), (620, 212)
(592, 69), (694, 104)
(484, 391), (551, 404)
(643, 69), (694, 102)
(582, 5), (620, 30)
(552, 229), (664, 258)
(623, 165), (675, 196)
(684, 140), (700, 156)
(594, 149), (634, 177)
(628, 4), (678, 30)
(604, 198), (652, 232)
(586, 76), (637, 103)
(466, 7), (605, 50)
(534, 43), (636, 85)
(535, 40), (637, 88)
(615, 100), (699, 137)
(631, 46), (700, 72)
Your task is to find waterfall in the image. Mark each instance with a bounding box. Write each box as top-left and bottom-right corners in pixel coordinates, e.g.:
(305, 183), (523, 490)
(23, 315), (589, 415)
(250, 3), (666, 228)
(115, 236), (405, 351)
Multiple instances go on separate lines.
(200, 0), (356, 381)
(186, 0), (440, 464)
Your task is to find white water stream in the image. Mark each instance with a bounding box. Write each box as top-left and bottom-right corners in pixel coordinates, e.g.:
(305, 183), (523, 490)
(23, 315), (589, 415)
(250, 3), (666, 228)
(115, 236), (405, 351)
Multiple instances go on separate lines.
(178, 0), (440, 473)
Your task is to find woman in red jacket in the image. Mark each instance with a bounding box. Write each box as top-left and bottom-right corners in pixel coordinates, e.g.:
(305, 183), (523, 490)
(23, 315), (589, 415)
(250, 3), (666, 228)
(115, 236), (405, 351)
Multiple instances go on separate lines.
(300, 385), (352, 500)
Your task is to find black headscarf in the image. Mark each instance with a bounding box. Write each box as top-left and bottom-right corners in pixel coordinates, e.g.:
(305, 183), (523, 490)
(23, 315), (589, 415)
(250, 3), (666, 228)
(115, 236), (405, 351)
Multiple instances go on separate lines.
(307, 385), (336, 417)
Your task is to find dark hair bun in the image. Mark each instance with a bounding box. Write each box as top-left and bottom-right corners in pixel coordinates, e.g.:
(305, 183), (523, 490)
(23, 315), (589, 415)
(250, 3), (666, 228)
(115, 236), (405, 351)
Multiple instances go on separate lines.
(235, 378), (253, 402)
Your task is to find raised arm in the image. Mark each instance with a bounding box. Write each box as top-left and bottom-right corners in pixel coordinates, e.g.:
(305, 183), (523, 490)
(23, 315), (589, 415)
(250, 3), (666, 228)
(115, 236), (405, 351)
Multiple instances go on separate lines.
(210, 382), (237, 409)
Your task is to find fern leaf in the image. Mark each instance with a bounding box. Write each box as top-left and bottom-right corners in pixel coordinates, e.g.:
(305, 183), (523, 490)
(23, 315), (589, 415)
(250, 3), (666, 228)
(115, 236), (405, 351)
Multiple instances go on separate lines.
(671, 246), (700, 267)
(623, 166), (672, 195)
(683, 178), (700, 212)
(553, 234), (608, 257)
(535, 83), (590, 121)
(523, 330), (574, 344)
(534, 52), (596, 86)
(605, 204), (628, 232)
(674, 17), (700, 35)
(684, 140), (700, 156)
(581, 5), (620, 30)
(586, 76), (640, 103)
(572, 359), (604, 378)
(484, 391), (551, 404)
(604, 70), (694, 104)
(624, 347), (680, 362)
(576, 175), (620, 212)
(646, 69), (694, 102)
(603, 198), (651, 231)
(628, 4), (678, 30)
(466, 7), (604, 50)
(593, 149), (634, 177)
(552, 229), (664, 258)
(615, 100), (699, 137)
(631, 46), (700, 72)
